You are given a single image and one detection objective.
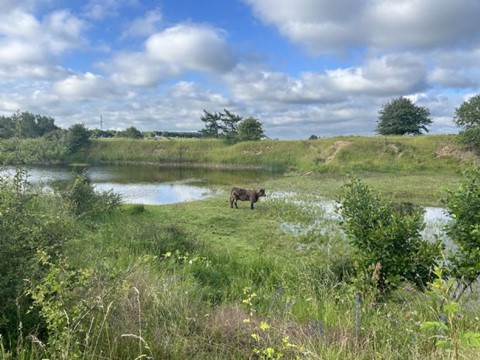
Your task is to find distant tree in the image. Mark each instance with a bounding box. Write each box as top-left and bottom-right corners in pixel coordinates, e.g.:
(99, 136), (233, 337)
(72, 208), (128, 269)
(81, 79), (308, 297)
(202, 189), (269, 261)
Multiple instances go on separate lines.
(237, 117), (265, 142)
(376, 97), (432, 135)
(308, 135), (318, 140)
(0, 111), (59, 139)
(66, 124), (90, 153)
(200, 110), (223, 138)
(0, 115), (15, 138)
(36, 115), (59, 136)
(454, 95), (480, 154)
(121, 126), (144, 139)
(222, 109), (242, 134)
(90, 128), (114, 138)
(13, 111), (40, 138)
(453, 94), (480, 129)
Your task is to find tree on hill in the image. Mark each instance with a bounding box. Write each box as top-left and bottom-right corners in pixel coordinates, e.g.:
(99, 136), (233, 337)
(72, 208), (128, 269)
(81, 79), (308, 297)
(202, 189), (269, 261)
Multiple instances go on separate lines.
(454, 94), (480, 154)
(237, 117), (265, 141)
(376, 97), (432, 136)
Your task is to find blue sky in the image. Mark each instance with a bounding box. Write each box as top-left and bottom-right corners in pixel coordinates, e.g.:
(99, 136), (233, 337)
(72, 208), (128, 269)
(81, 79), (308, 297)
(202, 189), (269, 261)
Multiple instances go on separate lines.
(1, 0), (479, 139)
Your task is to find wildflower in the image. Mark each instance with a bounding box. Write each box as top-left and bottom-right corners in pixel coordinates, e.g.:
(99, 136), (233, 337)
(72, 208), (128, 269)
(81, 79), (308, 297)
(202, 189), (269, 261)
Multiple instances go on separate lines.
(259, 321), (271, 331)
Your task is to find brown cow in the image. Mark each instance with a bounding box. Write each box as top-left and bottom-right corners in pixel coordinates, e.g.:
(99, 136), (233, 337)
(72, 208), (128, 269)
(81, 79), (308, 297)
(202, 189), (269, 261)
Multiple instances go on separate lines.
(230, 187), (266, 210)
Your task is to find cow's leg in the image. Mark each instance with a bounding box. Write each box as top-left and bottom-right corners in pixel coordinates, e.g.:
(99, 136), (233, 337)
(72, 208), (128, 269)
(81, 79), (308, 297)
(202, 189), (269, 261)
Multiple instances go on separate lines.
(230, 196), (234, 208)
(250, 200), (254, 210)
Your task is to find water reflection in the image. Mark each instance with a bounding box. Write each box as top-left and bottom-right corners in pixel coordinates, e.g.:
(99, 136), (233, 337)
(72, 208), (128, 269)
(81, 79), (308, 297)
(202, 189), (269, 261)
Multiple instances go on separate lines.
(1, 164), (278, 205)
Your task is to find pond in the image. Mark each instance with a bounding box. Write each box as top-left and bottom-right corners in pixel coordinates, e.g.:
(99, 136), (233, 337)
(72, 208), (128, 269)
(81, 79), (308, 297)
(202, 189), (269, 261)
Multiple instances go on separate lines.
(2, 164), (278, 205)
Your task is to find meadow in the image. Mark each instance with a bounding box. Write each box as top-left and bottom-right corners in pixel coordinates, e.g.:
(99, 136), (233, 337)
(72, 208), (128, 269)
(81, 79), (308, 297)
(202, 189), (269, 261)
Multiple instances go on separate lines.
(1, 135), (480, 359)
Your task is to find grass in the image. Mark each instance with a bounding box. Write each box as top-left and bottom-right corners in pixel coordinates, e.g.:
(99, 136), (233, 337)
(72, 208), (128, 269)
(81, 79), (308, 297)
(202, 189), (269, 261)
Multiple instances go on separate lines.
(45, 183), (476, 359)
(2, 135), (480, 359)
(83, 134), (477, 174)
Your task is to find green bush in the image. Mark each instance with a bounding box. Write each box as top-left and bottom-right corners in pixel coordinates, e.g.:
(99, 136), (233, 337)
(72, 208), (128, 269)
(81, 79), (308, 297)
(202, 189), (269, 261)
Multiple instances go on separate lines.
(457, 126), (480, 154)
(0, 169), (73, 343)
(337, 177), (443, 293)
(59, 172), (122, 218)
(442, 165), (480, 290)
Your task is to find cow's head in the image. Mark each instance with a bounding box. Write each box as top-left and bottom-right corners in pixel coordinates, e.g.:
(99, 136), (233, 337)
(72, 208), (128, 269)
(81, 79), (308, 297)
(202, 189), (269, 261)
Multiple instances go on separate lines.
(258, 189), (266, 197)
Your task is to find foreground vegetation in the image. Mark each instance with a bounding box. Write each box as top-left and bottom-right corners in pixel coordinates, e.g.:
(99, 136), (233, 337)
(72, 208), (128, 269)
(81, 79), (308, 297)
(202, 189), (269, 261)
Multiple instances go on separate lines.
(1, 134), (480, 359)
(1, 162), (480, 359)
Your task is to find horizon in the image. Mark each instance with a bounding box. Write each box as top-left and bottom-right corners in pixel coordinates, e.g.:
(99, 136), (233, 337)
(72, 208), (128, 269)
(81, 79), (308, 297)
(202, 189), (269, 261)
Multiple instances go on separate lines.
(1, 1), (479, 139)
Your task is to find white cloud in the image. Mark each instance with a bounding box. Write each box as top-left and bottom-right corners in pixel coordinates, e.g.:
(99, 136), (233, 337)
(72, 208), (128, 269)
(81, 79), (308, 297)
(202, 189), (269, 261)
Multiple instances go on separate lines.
(107, 24), (236, 86)
(245, 0), (480, 54)
(122, 8), (162, 38)
(145, 24), (235, 73)
(53, 72), (116, 99)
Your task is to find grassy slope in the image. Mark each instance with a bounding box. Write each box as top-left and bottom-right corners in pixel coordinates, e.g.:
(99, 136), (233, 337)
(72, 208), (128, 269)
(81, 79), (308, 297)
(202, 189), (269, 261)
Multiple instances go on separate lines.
(85, 134), (476, 173)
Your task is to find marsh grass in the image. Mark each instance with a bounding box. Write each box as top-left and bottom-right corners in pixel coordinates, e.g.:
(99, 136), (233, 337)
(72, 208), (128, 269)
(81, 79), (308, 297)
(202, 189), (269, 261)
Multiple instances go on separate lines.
(3, 137), (480, 359)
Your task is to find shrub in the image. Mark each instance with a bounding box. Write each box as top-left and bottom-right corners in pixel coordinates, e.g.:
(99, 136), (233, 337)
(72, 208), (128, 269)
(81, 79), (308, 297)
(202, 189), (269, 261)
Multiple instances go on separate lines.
(441, 165), (480, 293)
(58, 172), (122, 218)
(0, 169), (72, 343)
(337, 177), (443, 293)
(457, 126), (480, 155)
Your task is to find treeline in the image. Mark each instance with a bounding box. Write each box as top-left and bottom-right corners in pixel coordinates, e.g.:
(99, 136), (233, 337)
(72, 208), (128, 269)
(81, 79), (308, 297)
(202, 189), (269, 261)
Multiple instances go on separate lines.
(0, 109), (265, 142)
(0, 111), (202, 141)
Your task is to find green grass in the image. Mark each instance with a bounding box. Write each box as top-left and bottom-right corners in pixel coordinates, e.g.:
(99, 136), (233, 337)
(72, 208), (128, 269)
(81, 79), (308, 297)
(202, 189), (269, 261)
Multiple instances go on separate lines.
(2, 135), (480, 359)
(83, 134), (477, 174)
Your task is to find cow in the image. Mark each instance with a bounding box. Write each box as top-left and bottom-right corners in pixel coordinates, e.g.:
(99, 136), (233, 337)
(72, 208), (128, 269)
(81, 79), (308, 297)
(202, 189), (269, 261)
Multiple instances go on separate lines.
(230, 187), (266, 210)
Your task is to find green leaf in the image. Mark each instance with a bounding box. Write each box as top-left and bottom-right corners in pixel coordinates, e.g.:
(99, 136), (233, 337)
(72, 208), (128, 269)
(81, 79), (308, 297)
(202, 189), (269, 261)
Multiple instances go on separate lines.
(443, 302), (460, 314)
(435, 340), (452, 349)
(461, 332), (480, 348)
(420, 321), (448, 332)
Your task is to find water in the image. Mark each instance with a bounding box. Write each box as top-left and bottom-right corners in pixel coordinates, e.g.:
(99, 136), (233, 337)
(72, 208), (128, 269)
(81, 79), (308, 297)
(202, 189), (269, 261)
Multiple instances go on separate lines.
(271, 193), (452, 244)
(1, 164), (278, 205)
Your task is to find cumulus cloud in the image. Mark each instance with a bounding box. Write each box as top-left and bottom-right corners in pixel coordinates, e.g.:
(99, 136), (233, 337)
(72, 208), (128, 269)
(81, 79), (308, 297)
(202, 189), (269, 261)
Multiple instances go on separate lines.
(244, 0), (480, 54)
(0, 8), (86, 77)
(122, 8), (163, 38)
(226, 54), (426, 105)
(53, 72), (116, 99)
(145, 24), (235, 73)
(107, 23), (236, 86)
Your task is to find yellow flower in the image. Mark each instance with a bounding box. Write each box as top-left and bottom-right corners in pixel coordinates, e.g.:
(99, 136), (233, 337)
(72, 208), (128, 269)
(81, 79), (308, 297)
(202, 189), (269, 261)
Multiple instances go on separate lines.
(259, 321), (270, 331)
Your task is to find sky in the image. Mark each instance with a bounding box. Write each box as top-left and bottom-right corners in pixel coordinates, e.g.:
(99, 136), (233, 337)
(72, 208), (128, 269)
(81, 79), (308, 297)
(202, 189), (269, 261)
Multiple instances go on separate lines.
(1, 0), (479, 139)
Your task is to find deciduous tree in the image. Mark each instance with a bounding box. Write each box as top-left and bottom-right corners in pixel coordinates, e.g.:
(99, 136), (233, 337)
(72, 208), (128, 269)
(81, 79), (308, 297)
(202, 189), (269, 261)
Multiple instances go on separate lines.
(376, 97), (432, 135)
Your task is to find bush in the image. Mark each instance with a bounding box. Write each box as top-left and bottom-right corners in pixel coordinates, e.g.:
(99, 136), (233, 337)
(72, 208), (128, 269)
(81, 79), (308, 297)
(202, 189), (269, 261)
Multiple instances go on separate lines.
(0, 169), (73, 342)
(442, 166), (480, 290)
(337, 177), (443, 293)
(457, 126), (480, 154)
(59, 172), (122, 218)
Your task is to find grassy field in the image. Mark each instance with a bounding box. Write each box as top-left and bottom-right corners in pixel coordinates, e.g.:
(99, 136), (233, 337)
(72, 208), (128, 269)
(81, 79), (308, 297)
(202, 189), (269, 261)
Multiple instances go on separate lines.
(83, 134), (476, 172)
(2, 135), (480, 359)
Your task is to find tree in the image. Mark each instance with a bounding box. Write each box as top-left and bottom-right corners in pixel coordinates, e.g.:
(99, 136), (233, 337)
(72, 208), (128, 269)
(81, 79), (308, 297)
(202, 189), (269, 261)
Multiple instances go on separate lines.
(120, 126), (144, 139)
(453, 94), (480, 129)
(237, 117), (265, 142)
(66, 124), (90, 154)
(376, 97), (432, 135)
(454, 95), (480, 154)
(200, 110), (223, 138)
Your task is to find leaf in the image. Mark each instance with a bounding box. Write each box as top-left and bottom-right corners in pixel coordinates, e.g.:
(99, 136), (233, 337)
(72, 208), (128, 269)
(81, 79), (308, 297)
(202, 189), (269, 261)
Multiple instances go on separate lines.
(461, 332), (480, 348)
(420, 321), (448, 332)
(443, 302), (461, 314)
(435, 339), (452, 349)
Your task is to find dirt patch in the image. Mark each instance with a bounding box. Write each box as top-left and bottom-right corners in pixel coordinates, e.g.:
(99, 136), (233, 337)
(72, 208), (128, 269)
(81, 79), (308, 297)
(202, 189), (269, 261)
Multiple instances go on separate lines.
(436, 145), (478, 161)
(326, 140), (352, 162)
